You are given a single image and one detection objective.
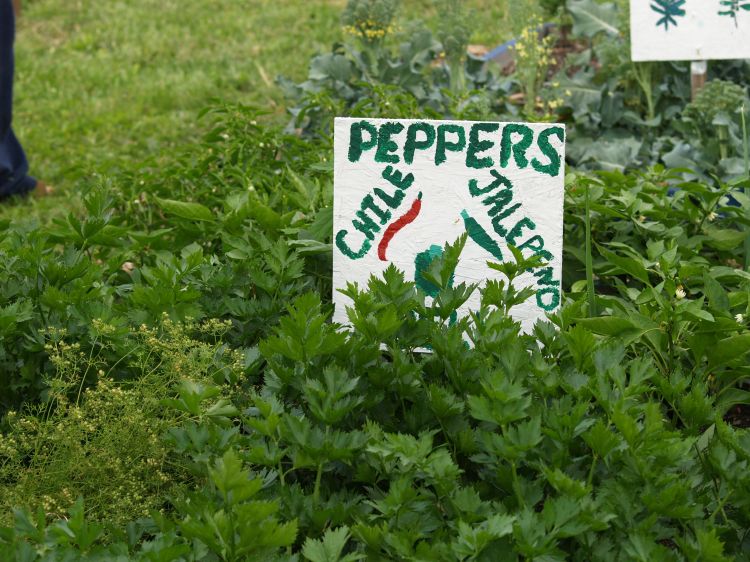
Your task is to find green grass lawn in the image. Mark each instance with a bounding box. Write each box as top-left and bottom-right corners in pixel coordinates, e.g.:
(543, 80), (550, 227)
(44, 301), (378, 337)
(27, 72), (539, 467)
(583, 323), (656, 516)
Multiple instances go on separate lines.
(8, 0), (510, 220)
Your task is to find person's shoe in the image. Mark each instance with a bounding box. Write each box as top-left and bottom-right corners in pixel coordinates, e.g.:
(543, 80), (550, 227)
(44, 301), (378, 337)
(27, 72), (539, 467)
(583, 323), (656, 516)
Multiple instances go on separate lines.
(32, 181), (55, 198)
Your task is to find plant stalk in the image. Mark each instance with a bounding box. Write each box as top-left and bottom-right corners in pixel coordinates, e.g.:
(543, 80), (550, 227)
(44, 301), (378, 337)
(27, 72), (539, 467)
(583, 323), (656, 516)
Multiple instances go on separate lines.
(313, 461), (323, 505)
(587, 454), (598, 488)
(741, 105), (750, 271)
(510, 460), (525, 509)
(584, 181), (597, 316)
(632, 62), (655, 122)
(313, 427), (328, 505)
(717, 125), (730, 161)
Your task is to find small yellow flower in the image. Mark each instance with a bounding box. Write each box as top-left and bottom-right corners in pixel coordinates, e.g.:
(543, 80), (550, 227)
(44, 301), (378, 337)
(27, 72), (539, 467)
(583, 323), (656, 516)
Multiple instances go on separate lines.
(675, 286), (686, 299)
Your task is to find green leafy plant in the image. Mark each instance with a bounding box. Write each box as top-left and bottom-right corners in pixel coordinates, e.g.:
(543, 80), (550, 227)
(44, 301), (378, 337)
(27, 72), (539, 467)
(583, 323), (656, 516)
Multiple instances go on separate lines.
(0, 23), (750, 558)
(0, 316), (244, 528)
(682, 79), (748, 161)
(342, 0), (398, 48)
(172, 449), (298, 561)
(435, 0), (472, 93)
(279, 0), (511, 137)
(512, 15), (556, 118)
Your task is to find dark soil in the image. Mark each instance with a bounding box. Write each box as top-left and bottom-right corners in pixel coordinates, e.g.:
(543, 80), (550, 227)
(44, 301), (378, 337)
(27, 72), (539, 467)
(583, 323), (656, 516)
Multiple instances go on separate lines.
(725, 403), (750, 429)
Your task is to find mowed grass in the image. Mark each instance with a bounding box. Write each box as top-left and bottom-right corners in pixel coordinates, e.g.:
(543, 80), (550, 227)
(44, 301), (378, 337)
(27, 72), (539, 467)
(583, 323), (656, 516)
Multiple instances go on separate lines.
(8, 0), (510, 220)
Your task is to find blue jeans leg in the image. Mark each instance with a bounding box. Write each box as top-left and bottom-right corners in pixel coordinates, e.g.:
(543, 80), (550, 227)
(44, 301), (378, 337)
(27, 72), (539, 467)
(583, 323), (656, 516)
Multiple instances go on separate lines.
(0, 0), (36, 197)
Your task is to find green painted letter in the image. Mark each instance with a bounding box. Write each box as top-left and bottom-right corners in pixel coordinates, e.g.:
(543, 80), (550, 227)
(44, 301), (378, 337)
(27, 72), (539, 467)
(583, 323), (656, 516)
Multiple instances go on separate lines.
(506, 217), (536, 245)
(533, 266), (559, 286)
(382, 165), (414, 190)
(518, 235), (554, 263)
(336, 230), (372, 260)
(352, 195), (391, 240)
(375, 122), (404, 164)
(500, 124), (534, 169)
(531, 126), (564, 177)
(374, 187), (405, 209)
(348, 121), (378, 162)
(404, 122), (436, 164)
(470, 169), (513, 197)
(436, 124), (466, 165)
(466, 122), (499, 169)
(536, 287), (560, 311)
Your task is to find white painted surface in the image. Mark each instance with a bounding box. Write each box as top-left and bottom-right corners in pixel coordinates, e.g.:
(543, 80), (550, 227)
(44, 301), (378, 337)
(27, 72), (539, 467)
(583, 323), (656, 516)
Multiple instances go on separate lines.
(332, 117), (565, 335)
(631, 0), (750, 61)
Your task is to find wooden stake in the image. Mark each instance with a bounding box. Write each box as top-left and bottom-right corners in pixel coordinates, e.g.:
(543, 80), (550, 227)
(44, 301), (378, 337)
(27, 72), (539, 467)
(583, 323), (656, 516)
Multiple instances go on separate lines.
(690, 60), (707, 100)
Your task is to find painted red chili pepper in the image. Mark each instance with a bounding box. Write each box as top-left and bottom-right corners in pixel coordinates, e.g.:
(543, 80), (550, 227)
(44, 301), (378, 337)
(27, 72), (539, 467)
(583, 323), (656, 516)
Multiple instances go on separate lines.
(378, 192), (422, 261)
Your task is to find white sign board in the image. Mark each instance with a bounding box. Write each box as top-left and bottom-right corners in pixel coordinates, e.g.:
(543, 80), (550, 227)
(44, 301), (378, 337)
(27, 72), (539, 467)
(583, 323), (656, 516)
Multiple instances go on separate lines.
(631, 0), (750, 61)
(333, 117), (565, 334)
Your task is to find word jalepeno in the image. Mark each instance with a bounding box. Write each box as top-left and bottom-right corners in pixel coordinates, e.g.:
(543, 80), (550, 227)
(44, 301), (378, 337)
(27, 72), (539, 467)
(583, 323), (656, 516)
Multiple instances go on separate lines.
(332, 118), (565, 334)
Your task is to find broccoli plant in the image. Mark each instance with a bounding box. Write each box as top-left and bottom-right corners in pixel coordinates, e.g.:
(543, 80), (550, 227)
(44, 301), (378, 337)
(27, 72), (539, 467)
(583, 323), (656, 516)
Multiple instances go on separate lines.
(683, 79), (747, 160)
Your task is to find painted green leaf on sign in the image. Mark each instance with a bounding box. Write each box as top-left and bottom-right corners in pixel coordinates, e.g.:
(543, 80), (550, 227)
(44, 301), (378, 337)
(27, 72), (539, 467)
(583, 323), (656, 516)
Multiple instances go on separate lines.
(719, 0), (750, 26)
(651, 0), (686, 30)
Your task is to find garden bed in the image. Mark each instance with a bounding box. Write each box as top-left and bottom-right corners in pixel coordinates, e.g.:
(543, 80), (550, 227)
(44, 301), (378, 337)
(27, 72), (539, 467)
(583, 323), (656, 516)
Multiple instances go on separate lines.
(0, 0), (749, 560)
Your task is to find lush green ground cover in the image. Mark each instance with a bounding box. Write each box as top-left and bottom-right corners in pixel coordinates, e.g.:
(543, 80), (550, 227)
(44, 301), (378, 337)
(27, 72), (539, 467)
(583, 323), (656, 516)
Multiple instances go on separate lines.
(11, 0), (507, 202)
(0, 0), (748, 560)
(12, 0), (343, 212)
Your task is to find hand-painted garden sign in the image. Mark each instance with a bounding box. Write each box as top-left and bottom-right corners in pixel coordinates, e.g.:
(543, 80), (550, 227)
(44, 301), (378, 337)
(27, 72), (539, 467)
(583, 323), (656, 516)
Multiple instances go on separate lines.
(333, 118), (565, 334)
(631, 0), (750, 61)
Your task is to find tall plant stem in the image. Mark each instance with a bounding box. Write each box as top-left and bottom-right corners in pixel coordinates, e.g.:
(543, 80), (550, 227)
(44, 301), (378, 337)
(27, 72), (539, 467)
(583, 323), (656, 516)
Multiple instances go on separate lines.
(717, 125), (730, 161)
(632, 62), (655, 122)
(584, 181), (597, 316)
(587, 454), (598, 488)
(510, 460), (525, 509)
(742, 105), (750, 271)
(313, 427), (328, 505)
(313, 461), (323, 505)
